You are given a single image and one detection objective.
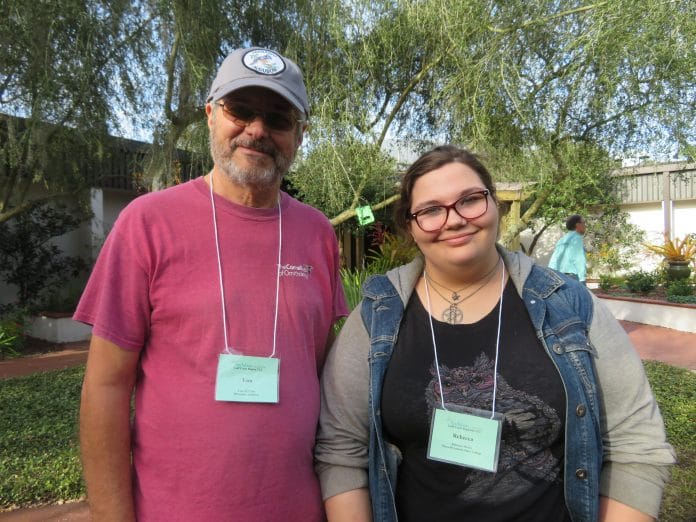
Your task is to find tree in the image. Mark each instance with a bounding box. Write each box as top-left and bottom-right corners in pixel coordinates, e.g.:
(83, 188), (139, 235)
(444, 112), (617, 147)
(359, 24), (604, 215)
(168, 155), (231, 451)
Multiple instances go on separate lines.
(141, 0), (349, 189)
(3, 0), (693, 250)
(288, 0), (696, 247)
(0, 0), (154, 224)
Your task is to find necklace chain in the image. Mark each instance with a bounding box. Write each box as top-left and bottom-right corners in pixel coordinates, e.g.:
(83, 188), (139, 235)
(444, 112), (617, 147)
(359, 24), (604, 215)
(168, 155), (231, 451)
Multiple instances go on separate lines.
(427, 259), (500, 302)
(424, 257), (501, 324)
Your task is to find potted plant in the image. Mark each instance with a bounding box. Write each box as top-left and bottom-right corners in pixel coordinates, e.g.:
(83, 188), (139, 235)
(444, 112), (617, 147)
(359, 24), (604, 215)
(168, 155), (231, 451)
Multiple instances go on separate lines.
(644, 235), (696, 281)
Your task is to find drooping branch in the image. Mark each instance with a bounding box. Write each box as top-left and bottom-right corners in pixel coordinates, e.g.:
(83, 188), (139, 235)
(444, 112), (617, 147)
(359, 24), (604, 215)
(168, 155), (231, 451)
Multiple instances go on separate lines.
(330, 193), (400, 226)
(0, 194), (70, 225)
(164, 31), (182, 124)
(339, 53), (446, 214)
(487, 2), (608, 34)
(376, 53), (445, 148)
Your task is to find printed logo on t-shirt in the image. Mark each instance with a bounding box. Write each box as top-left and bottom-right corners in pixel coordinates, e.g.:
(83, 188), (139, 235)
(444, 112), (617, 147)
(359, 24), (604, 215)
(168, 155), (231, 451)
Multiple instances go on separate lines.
(279, 263), (313, 279)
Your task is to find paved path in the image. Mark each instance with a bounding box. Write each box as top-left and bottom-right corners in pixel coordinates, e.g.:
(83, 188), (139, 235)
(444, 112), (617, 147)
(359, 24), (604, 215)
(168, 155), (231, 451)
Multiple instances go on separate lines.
(0, 321), (694, 519)
(0, 343), (89, 379)
(0, 501), (89, 522)
(621, 320), (696, 370)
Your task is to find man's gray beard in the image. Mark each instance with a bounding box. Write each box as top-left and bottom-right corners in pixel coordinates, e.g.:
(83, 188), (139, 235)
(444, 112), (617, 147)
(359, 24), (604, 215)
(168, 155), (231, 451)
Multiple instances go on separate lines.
(209, 129), (293, 188)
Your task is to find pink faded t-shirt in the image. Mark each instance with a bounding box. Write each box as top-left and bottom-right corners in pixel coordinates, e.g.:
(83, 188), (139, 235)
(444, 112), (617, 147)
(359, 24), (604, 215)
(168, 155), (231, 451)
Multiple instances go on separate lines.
(75, 177), (348, 521)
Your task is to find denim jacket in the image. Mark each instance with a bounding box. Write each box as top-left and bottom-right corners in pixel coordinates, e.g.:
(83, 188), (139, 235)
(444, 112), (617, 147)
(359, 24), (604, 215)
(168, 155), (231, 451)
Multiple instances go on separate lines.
(315, 249), (673, 522)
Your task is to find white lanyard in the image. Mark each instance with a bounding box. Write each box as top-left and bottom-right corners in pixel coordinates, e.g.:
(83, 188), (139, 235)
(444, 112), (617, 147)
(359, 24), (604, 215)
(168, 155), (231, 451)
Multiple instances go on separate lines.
(209, 173), (282, 357)
(423, 259), (505, 419)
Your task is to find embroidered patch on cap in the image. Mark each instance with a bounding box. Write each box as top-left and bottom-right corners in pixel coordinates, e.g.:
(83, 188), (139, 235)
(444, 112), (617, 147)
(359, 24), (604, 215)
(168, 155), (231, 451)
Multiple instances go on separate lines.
(243, 49), (286, 75)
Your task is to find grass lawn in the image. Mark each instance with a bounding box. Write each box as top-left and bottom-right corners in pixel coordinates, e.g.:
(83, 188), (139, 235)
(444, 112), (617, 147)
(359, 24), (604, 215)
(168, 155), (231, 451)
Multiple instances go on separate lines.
(0, 362), (694, 519)
(0, 367), (84, 509)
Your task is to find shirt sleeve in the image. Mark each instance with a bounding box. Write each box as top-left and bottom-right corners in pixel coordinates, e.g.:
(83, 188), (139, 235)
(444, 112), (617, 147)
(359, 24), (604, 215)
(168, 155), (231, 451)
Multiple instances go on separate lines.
(548, 239), (564, 271)
(73, 207), (151, 351)
(315, 306), (371, 499)
(570, 233), (586, 282)
(588, 295), (675, 517)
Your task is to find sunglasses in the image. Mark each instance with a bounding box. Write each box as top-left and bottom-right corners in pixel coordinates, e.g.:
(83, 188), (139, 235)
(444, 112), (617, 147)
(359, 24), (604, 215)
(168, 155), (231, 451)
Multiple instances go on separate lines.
(216, 100), (305, 132)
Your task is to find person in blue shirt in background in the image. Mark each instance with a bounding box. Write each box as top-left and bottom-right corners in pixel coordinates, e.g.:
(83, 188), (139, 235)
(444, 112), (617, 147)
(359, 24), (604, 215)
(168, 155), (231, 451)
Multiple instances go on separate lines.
(548, 214), (587, 284)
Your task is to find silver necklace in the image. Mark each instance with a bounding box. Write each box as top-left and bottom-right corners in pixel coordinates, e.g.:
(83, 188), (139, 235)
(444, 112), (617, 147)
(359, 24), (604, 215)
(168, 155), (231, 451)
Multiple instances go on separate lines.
(424, 258), (501, 324)
(426, 259), (500, 302)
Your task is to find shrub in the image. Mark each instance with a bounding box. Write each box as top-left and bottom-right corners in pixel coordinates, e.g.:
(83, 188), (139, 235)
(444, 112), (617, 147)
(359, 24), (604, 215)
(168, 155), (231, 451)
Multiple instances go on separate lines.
(36, 283), (85, 314)
(598, 274), (624, 292)
(624, 271), (658, 294)
(0, 307), (28, 359)
(340, 268), (371, 311)
(0, 205), (88, 312)
(365, 230), (419, 274)
(667, 279), (694, 297)
(340, 230), (419, 312)
(644, 235), (696, 263)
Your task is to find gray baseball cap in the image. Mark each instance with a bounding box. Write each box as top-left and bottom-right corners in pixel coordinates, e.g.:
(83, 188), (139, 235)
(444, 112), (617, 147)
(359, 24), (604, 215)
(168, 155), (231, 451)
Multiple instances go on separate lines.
(207, 47), (309, 117)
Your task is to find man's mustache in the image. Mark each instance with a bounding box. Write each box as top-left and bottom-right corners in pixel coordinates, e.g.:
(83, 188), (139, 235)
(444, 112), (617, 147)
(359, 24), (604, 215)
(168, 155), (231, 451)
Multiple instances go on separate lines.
(230, 138), (279, 160)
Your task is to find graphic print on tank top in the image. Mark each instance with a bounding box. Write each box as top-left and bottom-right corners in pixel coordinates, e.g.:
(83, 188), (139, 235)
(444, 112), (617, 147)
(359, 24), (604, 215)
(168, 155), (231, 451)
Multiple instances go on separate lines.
(425, 353), (562, 503)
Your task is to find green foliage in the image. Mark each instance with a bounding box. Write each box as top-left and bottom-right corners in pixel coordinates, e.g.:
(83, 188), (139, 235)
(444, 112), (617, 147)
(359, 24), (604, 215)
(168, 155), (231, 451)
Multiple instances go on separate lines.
(339, 268), (371, 312)
(643, 361), (696, 521)
(0, 307), (27, 359)
(291, 138), (398, 219)
(624, 271), (658, 295)
(644, 361), (696, 450)
(36, 286), (85, 315)
(0, 205), (87, 311)
(585, 212), (645, 276)
(339, 228), (419, 311)
(0, 367), (85, 508)
(598, 275), (624, 293)
(0, 330), (19, 358)
(0, 0), (149, 222)
(667, 279), (694, 298)
(3, 0), (695, 237)
(365, 231), (420, 275)
(667, 295), (696, 305)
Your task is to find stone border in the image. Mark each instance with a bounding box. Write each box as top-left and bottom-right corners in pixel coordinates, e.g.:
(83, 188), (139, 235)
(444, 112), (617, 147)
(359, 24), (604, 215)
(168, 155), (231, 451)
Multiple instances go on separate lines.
(27, 315), (92, 343)
(596, 294), (696, 333)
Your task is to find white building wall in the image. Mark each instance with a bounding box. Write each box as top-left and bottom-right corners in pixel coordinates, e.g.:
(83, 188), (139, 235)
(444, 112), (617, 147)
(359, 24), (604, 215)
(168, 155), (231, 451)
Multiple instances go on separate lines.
(625, 205), (666, 271)
(673, 201), (696, 240)
(525, 199), (696, 277)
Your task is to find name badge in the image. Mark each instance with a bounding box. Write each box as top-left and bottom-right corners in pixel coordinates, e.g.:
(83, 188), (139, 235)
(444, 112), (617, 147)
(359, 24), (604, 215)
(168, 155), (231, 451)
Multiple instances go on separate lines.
(427, 406), (503, 472)
(215, 354), (280, 403)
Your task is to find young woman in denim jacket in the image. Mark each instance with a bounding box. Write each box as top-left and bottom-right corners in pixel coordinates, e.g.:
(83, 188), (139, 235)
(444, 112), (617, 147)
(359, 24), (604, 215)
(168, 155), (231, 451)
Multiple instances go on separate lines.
(315, 146), (674, 522)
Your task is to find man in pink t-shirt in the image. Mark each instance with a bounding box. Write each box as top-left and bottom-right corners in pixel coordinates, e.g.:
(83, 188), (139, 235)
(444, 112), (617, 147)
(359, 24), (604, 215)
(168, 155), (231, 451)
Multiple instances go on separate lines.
(76, 47), (348, 521)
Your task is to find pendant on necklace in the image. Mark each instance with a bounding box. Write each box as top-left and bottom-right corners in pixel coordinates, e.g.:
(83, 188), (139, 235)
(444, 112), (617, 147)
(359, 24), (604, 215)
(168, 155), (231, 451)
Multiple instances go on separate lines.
(451, 292), (461, 301)
(442, 304), (463, 324)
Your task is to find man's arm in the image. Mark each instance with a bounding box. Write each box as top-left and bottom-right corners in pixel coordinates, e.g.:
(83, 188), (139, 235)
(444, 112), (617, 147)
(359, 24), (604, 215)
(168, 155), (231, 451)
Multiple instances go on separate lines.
(80, 335), (140, 522)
